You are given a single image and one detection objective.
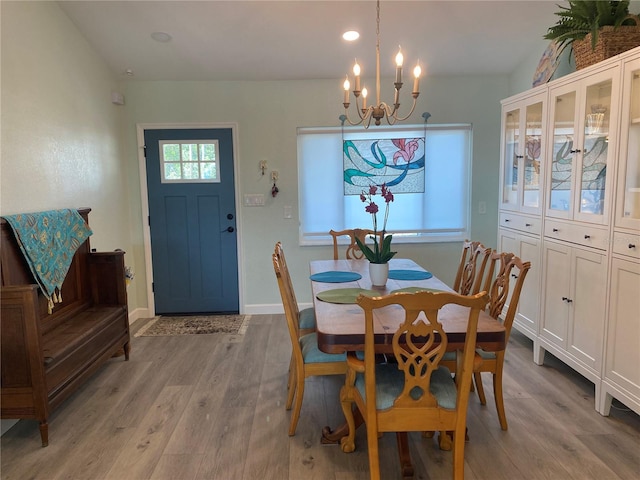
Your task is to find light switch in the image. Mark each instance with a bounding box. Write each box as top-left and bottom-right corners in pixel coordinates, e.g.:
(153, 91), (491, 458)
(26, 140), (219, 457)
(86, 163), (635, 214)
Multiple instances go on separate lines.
(244, 194), (265, 206)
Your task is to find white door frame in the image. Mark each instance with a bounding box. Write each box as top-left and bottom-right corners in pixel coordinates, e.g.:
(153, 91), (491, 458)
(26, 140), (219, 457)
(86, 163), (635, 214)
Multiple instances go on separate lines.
(136, 122), (244, 317)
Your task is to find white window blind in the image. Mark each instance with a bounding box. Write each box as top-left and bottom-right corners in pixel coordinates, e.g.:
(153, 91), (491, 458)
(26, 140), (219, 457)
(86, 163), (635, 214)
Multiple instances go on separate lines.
(297, 124), (472, 245)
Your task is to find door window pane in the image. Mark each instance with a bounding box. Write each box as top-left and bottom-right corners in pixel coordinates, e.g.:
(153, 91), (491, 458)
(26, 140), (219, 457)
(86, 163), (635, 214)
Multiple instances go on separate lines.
(160, 140), (220, 183)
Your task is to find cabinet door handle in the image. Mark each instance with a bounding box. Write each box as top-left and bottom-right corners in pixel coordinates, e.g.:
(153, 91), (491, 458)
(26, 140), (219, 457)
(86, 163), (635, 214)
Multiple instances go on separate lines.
(562, 297), (573, 303)
(584, 234), (591, 239)
(511, 273), (518, 279)
(525, 223), (532, 227)
(504, 219), (510, 222)
(570, 149), (582, 153)
(553, 228), (559, 232)
(630, 244), (637, 249)
(515, 155), (524, 159)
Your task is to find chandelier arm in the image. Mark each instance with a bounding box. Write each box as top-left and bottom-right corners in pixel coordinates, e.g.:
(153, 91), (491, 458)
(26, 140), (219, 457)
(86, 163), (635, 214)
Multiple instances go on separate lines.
(391, 96), (419, 123)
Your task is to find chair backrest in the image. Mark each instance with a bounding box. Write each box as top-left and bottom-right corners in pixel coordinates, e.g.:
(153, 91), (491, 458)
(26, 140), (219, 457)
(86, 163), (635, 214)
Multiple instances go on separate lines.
(274, 242), (301, 319)
(484, 251), (531, 344)
(453, 240), (493, 295)
(356, 290), (487, 414)
(272, 249), (303, 360)
(329, 228), (383, 260)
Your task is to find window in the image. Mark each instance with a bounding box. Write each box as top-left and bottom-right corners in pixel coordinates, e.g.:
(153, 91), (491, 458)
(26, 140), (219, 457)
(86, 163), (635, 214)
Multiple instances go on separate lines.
(160, 140), (220, 183)
(297, 124), (472, 245)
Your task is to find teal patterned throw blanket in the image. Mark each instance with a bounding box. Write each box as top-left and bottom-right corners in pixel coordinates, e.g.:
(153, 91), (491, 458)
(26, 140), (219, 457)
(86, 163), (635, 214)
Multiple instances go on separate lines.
(3, 209), (92, 313)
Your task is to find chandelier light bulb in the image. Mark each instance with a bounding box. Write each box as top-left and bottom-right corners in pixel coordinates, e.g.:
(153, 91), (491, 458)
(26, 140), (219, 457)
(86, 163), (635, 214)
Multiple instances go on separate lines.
(353, 61), (361, 76)
(362, 87), (368, 109)
(395, 47), (403, 67)
(413, 63), (421, 93)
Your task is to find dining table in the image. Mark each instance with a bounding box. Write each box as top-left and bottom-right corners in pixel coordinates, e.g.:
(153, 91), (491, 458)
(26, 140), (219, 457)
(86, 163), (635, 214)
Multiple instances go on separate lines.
(309, 257), (506, 477)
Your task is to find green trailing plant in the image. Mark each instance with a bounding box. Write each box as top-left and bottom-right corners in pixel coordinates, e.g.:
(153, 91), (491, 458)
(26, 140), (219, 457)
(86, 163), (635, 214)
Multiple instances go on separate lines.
(544, 1), (634, 54)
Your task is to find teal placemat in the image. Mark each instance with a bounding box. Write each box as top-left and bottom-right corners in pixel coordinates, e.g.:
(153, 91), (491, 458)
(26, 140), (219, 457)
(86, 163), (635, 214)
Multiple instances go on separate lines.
(390, 287), (443, 294)
(310, 271), (362, 283)
(388, 269), (433, 280)
(316, 288), (378, 304)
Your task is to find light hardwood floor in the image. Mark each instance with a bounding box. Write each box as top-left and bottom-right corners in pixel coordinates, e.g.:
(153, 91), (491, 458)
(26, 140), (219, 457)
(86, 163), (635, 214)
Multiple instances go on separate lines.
(1, 314), (639, 479)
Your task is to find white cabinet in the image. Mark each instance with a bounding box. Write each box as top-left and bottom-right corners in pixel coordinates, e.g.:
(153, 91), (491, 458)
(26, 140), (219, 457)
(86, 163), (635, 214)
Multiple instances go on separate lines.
(546, 67), (621, 226)
(498, 47), (640, 415)
(538, 241), (607, 405)
(498, 228), (541, 340)
(500, 91), (547, 215)
(600, 257), (640, 415)
(615, 56), (640, 232)
(601, 55), (640, 416)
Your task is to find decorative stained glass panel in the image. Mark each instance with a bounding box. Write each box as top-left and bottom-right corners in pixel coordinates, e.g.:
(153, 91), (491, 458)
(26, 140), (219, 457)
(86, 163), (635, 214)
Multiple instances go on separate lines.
(343, 137), (425, 194)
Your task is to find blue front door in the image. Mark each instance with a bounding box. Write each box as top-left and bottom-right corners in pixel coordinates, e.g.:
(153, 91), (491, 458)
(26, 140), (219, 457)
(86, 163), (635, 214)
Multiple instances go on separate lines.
(145, 128), (238, 314)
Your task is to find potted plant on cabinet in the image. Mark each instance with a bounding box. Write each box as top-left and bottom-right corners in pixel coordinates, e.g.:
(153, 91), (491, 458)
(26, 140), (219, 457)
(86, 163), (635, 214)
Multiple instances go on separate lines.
(544, 0), (640, 70)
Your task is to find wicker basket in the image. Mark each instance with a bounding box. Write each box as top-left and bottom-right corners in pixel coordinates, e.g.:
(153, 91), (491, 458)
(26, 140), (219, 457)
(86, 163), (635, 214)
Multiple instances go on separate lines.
(573, 15), (640, 70)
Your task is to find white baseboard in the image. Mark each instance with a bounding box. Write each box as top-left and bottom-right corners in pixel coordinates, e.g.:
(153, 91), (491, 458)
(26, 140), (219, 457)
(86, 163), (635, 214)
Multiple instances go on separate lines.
(128, 307), (151, 324)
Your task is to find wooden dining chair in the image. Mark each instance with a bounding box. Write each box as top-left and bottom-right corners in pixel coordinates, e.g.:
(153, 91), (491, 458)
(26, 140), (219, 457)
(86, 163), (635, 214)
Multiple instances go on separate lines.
(452, 240), (493, 295)
(274, 242), (315, 334)
(272, 250), (347, 436)
(329, 228), (384, 260)
(339, 290), (487, 480)
(471, 251), (531, 430)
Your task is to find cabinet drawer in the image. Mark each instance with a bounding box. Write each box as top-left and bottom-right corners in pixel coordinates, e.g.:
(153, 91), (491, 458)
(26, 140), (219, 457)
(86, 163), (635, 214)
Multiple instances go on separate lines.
(613, 231), (640, 259)
(499, 212), (542, 235)
(544, 219), (608, 250)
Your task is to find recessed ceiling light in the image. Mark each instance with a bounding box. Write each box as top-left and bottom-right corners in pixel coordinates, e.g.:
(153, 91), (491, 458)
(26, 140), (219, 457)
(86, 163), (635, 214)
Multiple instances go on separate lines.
(151, 31), (172, 43)
(343, 31), (360, 41)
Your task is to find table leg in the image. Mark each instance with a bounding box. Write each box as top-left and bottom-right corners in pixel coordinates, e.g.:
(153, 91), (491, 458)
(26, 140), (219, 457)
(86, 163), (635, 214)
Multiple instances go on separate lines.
(395, 432), (414, 478)
(321, 407), (364, 445)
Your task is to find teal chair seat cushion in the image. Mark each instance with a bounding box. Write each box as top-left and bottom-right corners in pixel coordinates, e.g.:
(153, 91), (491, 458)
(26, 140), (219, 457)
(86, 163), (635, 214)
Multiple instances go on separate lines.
(442, 351), (456, 361)
(299, 332), (346, 363)
(355, 363), (457, 410)
(476, 348), (496, 360)
(299, 307), (316, 330)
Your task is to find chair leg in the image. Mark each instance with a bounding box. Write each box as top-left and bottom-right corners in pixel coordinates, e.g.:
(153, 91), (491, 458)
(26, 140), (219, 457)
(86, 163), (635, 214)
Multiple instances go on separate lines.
(493, 367), (508, 431)
(288, 376), (305, 436)
(451, 427), (466, 480)
(474, 371), (487, 405)
(339, 387), (357, 453)
(365, 419), (381, 480)
(286, 357), (296, 410)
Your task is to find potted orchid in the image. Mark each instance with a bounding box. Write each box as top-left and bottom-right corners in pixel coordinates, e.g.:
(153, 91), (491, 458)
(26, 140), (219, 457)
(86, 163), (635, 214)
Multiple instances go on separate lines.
(354, 183), (396, 285)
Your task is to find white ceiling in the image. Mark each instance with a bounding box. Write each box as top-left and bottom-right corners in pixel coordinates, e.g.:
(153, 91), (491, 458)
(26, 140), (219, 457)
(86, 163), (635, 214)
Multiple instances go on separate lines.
(57, 0), (569, 82)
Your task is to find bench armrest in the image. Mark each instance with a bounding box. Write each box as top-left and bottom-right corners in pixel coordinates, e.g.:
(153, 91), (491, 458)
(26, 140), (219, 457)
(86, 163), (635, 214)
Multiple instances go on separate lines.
(87, 251), (127, 306)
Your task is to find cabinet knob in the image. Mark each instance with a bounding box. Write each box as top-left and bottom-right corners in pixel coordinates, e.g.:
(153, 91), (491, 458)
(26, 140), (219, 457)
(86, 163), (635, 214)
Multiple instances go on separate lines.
(584, 235), (591, 239)
(553, 228), (559, 232)
(504, 219), (510, 222)
(630, 244), (637, 249)
(525, 223), (532, 227)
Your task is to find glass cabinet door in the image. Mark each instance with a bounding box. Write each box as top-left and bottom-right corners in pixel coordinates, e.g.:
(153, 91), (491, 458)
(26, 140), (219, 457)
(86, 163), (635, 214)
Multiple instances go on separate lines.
(548, 89), (577, 218)
(522, 101), (543, 210)
(502, 107), (520, 210)
(616, 58), (640, 230)
(578, 78), (613, 217)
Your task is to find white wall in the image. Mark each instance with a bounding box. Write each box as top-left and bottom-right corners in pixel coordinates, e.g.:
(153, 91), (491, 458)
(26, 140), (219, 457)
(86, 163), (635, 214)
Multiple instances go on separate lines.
(0, 1), (139, 309)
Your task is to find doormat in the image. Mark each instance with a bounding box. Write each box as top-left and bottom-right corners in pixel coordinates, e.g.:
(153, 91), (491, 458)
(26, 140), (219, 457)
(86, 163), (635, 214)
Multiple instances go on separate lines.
(134, 314), (250, 337)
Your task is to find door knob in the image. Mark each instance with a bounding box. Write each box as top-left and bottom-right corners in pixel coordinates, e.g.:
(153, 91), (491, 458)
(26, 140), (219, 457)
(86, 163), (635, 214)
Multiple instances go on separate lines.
(224, 226), (235, 233)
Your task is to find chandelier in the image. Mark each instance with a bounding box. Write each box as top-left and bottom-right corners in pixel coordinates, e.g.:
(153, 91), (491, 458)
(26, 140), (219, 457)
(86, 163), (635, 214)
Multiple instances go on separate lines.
(341, 0), (421, 128)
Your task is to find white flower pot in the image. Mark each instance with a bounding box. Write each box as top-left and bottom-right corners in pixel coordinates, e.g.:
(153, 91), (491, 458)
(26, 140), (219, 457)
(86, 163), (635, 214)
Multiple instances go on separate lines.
(369, 262), (389, 287)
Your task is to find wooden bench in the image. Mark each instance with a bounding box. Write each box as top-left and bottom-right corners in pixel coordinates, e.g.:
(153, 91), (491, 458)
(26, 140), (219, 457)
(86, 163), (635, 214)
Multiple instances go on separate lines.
(0, 208), (130, 446)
